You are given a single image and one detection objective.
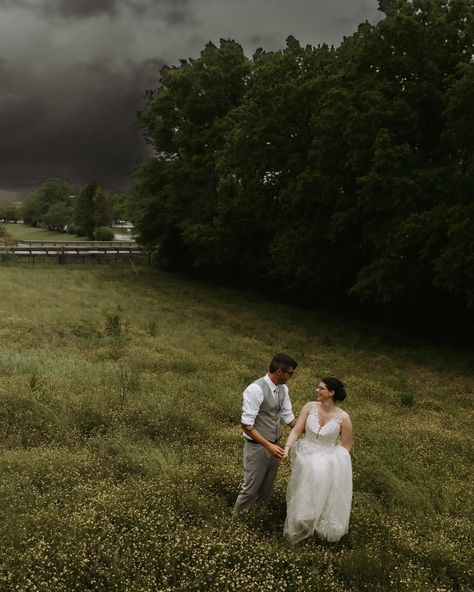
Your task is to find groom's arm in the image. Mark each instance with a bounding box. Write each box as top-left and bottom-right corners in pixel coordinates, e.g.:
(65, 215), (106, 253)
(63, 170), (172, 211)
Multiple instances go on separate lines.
(281, 384), (296, 428)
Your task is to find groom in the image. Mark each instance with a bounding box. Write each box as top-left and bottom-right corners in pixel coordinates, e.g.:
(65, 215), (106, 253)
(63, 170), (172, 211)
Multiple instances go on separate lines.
(233, 352), (297, 513)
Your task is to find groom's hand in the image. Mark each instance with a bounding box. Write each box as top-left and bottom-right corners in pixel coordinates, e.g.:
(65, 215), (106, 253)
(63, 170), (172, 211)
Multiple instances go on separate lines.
(266, 442), (285, 460)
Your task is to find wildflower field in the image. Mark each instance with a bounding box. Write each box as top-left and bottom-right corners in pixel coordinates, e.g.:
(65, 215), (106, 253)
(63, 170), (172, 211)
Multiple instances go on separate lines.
(0, 264), (472, 591)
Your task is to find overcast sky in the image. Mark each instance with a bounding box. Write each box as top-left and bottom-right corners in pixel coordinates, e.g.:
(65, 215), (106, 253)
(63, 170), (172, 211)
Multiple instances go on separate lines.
(0, 0), (382, 192)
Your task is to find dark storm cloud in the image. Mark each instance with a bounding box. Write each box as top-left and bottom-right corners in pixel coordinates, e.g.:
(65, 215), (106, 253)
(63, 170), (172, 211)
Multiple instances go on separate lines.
(0, 0), (382, 190)
(47, 0), (121, 18)
(0, 0), (195, 25)
(51, 0), (194, 26)
(0, 57), (163, 190)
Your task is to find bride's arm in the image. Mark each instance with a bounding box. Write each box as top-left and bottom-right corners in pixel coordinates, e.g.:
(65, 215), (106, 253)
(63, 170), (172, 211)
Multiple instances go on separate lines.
(282, 402), (310, 460)
(340, 413), (353, 452)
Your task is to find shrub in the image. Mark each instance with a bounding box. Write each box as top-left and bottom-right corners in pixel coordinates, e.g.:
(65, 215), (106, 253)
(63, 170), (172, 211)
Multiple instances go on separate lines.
(94, 227), (114, 241)
(66, 223), (78, 235)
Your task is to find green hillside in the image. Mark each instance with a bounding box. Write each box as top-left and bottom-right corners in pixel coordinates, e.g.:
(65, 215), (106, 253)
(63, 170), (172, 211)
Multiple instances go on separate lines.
(0, 265), (472, 591)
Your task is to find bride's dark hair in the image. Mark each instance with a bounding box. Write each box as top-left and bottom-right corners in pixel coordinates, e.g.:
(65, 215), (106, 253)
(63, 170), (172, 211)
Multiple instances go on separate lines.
(321, 377), (346, 402)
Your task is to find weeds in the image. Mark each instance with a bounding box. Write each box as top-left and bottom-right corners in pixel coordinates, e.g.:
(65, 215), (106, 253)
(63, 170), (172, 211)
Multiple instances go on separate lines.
(105, 312), (123, 337)
(0, 265), (472, 591)
(400, 392), (416, 407)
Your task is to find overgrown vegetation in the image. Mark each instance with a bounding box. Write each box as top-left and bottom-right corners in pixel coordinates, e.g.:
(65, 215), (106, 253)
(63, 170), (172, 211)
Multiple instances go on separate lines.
(0, 264), (472, 591)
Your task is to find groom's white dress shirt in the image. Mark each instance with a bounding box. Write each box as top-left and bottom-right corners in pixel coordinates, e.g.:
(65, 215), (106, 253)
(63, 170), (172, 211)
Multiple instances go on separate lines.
(241, 374), (295, 440)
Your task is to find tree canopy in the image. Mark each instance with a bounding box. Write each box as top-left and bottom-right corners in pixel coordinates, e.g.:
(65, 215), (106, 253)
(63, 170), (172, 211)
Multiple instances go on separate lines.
(132, 1), (474, 331)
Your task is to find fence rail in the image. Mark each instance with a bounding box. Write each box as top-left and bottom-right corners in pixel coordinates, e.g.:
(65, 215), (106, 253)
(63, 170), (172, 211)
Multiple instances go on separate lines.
(14, 239), (136, 247)
(0, 244), (155, 265)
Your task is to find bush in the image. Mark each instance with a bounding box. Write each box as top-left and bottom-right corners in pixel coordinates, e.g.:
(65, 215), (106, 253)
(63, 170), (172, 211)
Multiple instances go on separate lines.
(94, 227), (114, 241)
(66, 223), (79, 235)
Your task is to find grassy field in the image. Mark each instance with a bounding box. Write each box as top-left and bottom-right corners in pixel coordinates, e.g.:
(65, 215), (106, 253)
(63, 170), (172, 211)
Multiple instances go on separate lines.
(0, 264), (472, 591)
(2, 223), (86, 242)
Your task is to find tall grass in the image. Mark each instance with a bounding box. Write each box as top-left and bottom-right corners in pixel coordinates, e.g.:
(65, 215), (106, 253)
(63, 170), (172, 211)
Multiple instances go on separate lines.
(0, 264), (472, 591)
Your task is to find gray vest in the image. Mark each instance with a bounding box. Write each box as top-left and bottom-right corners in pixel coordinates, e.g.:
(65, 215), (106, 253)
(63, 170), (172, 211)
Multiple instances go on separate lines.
(253, 376), (285, 442)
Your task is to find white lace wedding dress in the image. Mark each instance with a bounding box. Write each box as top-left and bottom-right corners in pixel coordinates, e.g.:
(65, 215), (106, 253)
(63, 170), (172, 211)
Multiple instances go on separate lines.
(284, 402), (352, 543)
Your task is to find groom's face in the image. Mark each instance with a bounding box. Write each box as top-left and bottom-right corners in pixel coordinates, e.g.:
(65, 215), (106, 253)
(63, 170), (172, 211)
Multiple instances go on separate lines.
(276, 366), (294, 385)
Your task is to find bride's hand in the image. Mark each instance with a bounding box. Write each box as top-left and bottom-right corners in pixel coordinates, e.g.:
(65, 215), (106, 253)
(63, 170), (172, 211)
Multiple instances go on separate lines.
(280, 445), (291, 463)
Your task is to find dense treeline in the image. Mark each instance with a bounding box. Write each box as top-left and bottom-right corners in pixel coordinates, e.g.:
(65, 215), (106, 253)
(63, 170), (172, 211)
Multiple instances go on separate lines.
(132, 0), (474, 332)
(21, 179), (130, 240)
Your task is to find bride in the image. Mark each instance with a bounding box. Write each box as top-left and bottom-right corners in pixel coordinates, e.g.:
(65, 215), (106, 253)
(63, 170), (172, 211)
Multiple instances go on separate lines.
(283, 377), (352, 543)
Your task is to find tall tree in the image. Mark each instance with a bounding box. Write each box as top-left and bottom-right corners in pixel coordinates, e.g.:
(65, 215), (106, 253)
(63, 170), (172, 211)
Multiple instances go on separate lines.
(93, 186), (112, 229)
(133, 39), (251, 270)
(74, 183), (98, 239)
(343, 0), (474, 316)
(215, 38), (345, 292)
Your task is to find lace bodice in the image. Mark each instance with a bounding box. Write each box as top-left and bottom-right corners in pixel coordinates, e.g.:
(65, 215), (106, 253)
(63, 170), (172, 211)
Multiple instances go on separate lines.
(304, 403), (343, 449)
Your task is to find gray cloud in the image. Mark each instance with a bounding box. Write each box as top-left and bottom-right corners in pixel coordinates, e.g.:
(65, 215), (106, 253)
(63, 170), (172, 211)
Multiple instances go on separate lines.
(0, 0), (382, 190)
(0, 0), (195, 25)
(0, 57), (162, 190)
(47, 0), (121, 18)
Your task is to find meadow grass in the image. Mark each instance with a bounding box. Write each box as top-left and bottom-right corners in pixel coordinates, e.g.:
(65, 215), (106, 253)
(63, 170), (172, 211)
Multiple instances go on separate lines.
(0, 264), (472, 591)
(2, 223), (85, 242)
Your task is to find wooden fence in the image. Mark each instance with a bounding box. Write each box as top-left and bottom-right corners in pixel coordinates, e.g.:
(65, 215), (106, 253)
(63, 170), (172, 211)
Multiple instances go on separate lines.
(15, 239), (137, 248)
(0, 244), (155, 265)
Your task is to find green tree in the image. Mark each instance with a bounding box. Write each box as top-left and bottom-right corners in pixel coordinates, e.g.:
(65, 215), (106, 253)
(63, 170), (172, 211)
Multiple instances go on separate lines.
(73, 183), (113, 239)
(343, 0), (474, 315)
(74, 183), (97, 239)
(42, 201), (72, 232)
(133, 39), (251, 270)
(0, 204), (20, 223)
(22, 178), (73, 227)
(215, 39), (352, 293)
(108, 191), (132, 223)
(93, 187), (112, 229)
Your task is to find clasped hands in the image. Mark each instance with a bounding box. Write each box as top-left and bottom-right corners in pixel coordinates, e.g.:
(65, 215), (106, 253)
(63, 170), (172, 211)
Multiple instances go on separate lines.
(267, 442), (291, 463)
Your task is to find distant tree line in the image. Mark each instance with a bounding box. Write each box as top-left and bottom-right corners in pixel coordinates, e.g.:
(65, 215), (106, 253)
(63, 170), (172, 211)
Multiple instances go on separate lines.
(0, 204), (20, 223)
(21, 179), (130, 240)
(132, 0), (474, 330)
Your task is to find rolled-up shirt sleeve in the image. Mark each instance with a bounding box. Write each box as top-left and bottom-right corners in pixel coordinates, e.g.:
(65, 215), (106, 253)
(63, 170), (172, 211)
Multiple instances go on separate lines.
(280, 384), (295, 425)
(241, 383), (264, 427)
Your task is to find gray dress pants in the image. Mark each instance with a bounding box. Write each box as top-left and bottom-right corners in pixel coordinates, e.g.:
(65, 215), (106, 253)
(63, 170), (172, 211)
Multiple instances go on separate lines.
(234, 440), (279, 512)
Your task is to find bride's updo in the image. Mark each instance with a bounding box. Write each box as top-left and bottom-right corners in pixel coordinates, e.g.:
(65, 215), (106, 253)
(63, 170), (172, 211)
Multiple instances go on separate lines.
(322, 377), (346, 402)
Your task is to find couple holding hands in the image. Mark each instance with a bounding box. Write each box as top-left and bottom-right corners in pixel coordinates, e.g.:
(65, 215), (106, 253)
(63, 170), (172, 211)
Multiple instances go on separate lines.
(234, 353), (353, 544)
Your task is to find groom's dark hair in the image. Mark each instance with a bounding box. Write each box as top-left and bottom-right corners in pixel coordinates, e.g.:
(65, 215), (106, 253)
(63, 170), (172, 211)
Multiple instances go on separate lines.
(269, 353), (298, 373)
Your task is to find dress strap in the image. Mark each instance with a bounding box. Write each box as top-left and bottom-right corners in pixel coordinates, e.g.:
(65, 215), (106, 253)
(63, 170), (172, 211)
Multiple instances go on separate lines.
(311, 402), (318, 415)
